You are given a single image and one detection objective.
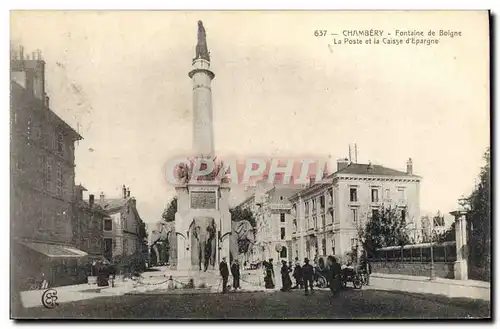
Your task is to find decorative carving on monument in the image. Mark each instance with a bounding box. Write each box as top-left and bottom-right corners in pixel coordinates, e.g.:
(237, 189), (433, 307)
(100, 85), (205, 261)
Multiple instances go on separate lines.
(229, 220), (256, 262)
(189, 216), (217, 271)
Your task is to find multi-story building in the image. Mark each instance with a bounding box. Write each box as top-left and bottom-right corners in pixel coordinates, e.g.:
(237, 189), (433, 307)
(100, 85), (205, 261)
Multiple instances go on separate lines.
(239, 178), (303, 263)
(72, 185), (108, 260)
(96, 186), (147, 271)
(10, 48), (87, 288)
(289, 157), (422, 262)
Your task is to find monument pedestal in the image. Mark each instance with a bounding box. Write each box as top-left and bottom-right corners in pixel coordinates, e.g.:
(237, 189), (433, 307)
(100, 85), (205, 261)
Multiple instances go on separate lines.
(174, 180), (231, 271)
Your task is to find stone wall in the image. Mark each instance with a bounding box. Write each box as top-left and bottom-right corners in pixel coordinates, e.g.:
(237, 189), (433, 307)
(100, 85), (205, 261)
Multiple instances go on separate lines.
(371, 261), (455, 279)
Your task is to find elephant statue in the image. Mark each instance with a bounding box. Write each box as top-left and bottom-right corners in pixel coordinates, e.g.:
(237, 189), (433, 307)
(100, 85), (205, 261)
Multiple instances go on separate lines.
(230, 220), (256, 263)
(150, 221), (176, 265)
(189, 217), (217, 271)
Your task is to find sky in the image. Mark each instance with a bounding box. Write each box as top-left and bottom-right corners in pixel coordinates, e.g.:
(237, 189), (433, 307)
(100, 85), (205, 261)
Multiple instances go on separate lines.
(10, 11), (490, 227)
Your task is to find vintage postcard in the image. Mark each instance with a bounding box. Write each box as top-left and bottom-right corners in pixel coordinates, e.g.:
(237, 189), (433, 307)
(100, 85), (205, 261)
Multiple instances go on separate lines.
(10, 10), (490, 319)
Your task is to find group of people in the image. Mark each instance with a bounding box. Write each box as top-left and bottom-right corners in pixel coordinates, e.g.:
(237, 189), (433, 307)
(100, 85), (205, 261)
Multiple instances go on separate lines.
(218, 257), (242, 293)
(219, 254), (371, 295)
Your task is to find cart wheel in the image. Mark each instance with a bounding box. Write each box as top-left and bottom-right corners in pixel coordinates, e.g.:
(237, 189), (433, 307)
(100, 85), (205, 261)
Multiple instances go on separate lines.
(353, 278), (362, 289)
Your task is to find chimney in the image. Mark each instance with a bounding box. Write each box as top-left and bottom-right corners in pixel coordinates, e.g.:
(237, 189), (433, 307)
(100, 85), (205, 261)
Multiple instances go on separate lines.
(10, 46), (46, 101)
(100, 192), (105, 203)
(89, 194), (95, 207)
(367, 161), (374, 172)
(406, 158), (413, 175)
(122, 185), (127, 199)
(309, 175), (316, 185)
(337, 158), (349, 172)
(127, 187), (131, 198)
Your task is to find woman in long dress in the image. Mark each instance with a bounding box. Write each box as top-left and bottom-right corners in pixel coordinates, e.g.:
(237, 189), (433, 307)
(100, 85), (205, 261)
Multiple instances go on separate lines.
(264, 259), (275, 289)
(280, 261), (292, 292)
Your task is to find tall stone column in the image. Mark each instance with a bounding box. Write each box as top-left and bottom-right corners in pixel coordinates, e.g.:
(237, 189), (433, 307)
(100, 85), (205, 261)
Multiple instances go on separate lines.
(450, 210), (469, 280)
(189, 21), (215, 159)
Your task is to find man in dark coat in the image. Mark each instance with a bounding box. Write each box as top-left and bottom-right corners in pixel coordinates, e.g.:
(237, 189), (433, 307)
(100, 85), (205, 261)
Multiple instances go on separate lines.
(302, 258), (314, 295)
(231, 260), (241, 290)
(219, 257), (230, 293)
(292, 260), (303, 289)
(327, 256), (342, 295)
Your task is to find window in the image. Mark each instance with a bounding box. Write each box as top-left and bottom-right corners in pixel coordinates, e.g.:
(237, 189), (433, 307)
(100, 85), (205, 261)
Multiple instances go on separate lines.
(321, 214), (326, 228)
(280, 213), (285, 222)
(280, 246), (287, 258)
(123, 239), (128, 254)
(385, 189), (390, 199)
(372, 209), (379, 219)
(320, 195), (325, 208)
(280, 227), (285, 240)
(332, 239), (336, 255)
(57, 131), (65, 155)
(401, 209), (406, 221)
(371, 188), (379, 202)
(351, 208), (358, 223)
(104, 219), (113, 231)
(330, 209), (335, 223)
(56, 164), (63, 196)
(398, 188), (406, 201)
(350, 188), (358, 202)
(305, 202), (309, 214)
(322, 238), (326, 256)
(46, 159), (52, 189)
(280, 196), (284, 201)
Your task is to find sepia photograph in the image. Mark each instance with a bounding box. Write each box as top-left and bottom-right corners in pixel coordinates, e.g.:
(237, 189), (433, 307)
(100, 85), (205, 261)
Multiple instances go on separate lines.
(9, 10), (491, 320)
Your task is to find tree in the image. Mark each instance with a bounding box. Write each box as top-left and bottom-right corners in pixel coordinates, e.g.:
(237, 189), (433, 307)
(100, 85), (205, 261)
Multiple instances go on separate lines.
(466, 148), (491, 275)
(161, 197), (177, 222)
(229, 206), (257, 228)
(359, 204), (410, 253)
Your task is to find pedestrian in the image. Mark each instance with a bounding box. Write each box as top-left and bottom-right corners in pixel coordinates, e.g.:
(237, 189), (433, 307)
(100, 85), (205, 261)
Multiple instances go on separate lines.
(360, 254), (372, 286)
(280, 260), (292, 292)
(231, 259), (241, 290)
(292, 260), (303, 289)
(108, 263), (117, 288)
(219, 257), (230, 293)
(327, 256), (342, 296)
(264, 258), (275, 289)
(302, 257), (314, 295)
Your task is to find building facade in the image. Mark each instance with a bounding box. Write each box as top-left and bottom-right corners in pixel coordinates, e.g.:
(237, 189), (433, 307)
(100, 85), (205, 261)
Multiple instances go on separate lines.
(239, 179), (303, 263)
(72, 185), (108, 259)
(10, 48), (87, 289)
(97, 186), (147, 271)
(289, 158), (422, 263)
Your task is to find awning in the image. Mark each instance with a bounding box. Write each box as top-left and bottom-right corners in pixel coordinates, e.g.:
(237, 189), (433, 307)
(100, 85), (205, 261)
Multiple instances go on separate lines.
(16, 240), (88, 258)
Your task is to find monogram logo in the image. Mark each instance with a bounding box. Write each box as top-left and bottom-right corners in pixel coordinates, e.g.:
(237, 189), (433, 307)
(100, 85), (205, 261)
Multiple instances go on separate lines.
(41, 289), (59, 309)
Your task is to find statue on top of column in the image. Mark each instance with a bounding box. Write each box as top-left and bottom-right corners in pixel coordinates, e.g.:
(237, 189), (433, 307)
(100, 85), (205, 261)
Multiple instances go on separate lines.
(195, 20), (210, 62)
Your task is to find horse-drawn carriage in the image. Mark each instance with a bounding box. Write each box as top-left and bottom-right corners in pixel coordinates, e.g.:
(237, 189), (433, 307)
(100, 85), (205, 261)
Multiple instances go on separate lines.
(339, 267), (365, 289)
(314, 265), (368, 290)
